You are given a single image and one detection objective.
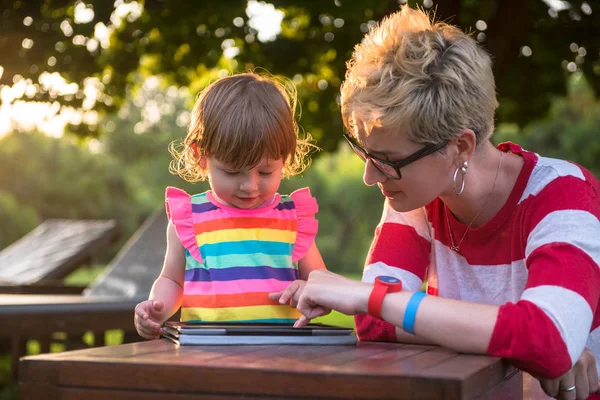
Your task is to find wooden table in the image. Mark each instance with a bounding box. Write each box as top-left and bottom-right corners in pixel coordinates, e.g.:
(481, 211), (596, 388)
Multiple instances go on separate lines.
(19, 340), (526, 400)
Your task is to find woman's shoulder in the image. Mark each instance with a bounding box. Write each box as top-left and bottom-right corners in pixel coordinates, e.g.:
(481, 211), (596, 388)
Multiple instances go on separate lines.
(521, 152), (599, 203)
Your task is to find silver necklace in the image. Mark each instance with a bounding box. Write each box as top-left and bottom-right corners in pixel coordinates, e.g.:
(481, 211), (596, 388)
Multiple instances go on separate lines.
(445, 152), (504, 252)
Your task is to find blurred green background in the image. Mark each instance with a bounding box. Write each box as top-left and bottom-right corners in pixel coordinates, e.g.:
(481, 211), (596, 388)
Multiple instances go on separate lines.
(0, 0), (599, 396)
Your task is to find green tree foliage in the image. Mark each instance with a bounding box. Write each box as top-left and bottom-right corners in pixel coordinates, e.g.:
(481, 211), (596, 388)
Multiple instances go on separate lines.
(101, 77), (209, 212)
(0, 190), (38, 248)
(494, 74), (600, 176)
(0, 131), (138, 247)
(1, 0), (598, 149)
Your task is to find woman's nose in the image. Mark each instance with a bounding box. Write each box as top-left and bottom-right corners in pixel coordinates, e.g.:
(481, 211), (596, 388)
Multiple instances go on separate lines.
(363, 159), (387, 187)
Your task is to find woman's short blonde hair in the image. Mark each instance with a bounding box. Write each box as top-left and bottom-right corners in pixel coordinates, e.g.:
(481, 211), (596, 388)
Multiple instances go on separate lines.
(341, 6), (498, 146)
(170, 72), (315, 182)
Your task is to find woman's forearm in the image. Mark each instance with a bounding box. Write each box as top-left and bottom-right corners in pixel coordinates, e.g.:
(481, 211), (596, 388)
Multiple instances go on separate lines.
(394, 327), (437, 345)
(148, 276), (183, 323)
(380, 291), (499, 353)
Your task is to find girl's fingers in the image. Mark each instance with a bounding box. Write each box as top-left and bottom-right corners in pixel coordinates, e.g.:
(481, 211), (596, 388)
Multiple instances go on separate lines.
(278, 287), (295, 304)
(138, 325), (161, 339)
(135, 315), (162, 331)
(268, 291), (282, 301)
(137, 328), (156, 340)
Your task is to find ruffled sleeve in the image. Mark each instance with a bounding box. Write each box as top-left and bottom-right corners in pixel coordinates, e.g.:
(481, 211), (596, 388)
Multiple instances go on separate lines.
(165, 186), (203, 263)
(290, 187), (319, 262)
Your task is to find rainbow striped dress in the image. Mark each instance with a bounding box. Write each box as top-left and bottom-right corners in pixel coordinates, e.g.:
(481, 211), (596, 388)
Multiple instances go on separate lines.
(165, 186), (318, 323)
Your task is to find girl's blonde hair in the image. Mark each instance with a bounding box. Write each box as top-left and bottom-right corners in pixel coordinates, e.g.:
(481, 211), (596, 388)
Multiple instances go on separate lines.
(170, 72), (315, 182)
(341, 6), (499, 146)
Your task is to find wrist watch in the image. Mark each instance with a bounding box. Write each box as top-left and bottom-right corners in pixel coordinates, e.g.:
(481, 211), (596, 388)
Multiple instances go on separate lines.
(368, 275), (403, 320)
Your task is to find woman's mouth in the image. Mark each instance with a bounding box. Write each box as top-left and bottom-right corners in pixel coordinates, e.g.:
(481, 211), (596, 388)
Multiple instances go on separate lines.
(381, 189), (401, 198)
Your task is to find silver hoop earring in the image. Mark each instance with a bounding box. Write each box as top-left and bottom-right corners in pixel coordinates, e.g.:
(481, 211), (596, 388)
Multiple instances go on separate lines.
(452, 161), (468, 195)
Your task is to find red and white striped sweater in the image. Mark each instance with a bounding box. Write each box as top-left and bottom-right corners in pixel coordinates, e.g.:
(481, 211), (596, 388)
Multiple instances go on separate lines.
(355, 142), (600, 381)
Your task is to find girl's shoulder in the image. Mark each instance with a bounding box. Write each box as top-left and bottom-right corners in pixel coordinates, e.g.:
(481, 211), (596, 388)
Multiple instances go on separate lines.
(165, 186), (209, 201)
(285, 187), (319, 262)
(164, 186), (203, 262)
(284, 187), (318, 211)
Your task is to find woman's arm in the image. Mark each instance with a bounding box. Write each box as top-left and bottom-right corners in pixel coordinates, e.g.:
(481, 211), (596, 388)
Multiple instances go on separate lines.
(296, 268), (594, 379)
(355, 204), (431, 342)
(296, 271), (499, 350)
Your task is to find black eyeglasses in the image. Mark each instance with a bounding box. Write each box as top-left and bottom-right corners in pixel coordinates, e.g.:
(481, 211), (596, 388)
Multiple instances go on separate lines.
(343, 132), (449, 180)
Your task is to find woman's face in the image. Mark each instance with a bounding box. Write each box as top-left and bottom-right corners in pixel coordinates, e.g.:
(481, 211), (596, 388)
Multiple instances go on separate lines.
(357, 127), (454, 212)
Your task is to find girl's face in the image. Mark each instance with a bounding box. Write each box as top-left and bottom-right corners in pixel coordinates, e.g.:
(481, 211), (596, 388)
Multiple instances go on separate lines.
(356, 127), (454, 212)
(206, 156), (284, 209)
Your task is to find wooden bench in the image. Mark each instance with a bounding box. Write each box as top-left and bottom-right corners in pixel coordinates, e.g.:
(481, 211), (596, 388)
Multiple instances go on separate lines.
(0, 219), (119, 294)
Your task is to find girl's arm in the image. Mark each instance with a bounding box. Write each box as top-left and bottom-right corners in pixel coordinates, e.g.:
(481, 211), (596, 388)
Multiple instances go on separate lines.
(148, 220), (186, 323)
(297, 242), (326, 280)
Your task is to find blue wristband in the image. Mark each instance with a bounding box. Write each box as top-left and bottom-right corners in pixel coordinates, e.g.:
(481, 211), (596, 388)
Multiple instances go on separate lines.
(403, 291), (426, 335)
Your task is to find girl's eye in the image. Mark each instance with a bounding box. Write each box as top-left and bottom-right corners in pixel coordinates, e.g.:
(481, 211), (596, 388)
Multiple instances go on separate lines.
(223, 170), (239, 176)
(259, 171), (273, 176)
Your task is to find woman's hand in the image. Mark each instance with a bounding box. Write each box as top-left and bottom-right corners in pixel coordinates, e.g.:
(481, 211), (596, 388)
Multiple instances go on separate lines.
(294, 270), (372, 327)
(269, 279), (306, 308)
(537, 347), (600, 399)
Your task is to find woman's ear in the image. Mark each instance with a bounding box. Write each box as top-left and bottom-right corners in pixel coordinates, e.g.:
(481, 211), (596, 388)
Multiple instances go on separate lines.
(453, 129), (477, 163)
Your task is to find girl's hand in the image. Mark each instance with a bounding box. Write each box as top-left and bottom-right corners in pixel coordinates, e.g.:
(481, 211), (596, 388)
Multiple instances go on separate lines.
(134, 300), (165, 340)
(269, 280), (306, 308)
(294, 270), (372, 327)
(537, 347), (599, 399)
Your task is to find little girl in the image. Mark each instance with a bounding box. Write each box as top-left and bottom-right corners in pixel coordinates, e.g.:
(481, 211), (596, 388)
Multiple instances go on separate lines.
(134, 72), (326, 339)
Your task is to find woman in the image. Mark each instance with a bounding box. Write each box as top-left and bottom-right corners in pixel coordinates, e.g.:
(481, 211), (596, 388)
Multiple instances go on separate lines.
(277, 5), (600, 400)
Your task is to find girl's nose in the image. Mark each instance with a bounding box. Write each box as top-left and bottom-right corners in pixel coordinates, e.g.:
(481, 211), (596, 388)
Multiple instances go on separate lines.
(239, 174), (259, 193)
(363, 159), (388, 187)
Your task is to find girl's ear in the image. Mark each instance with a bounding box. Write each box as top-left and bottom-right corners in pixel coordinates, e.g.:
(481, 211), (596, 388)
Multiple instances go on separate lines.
(199, 156), (208, 169)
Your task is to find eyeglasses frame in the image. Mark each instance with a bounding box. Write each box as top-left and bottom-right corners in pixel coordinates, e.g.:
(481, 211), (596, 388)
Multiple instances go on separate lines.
(343, 132), (451, 180)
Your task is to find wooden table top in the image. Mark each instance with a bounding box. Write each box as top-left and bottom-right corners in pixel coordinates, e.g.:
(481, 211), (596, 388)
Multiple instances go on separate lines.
(20, 340), (524, 400)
